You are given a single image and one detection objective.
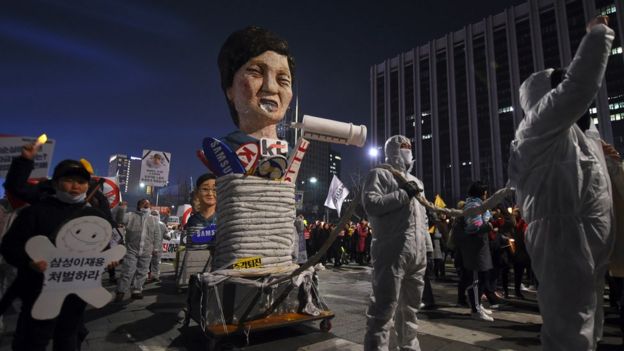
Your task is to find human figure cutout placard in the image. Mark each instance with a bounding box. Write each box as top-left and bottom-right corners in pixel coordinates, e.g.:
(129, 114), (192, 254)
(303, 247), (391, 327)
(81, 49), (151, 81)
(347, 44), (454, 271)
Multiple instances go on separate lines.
(25, 216), (126, 320)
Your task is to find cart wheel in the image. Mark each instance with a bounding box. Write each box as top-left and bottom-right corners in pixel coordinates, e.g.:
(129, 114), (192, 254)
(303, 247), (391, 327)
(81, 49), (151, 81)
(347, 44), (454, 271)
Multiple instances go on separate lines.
(320, 319), (332, 332)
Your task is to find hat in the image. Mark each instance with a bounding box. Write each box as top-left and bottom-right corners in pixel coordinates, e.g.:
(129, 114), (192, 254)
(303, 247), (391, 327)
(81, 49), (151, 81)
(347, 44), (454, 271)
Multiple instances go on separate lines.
(52, 160), (91, 181)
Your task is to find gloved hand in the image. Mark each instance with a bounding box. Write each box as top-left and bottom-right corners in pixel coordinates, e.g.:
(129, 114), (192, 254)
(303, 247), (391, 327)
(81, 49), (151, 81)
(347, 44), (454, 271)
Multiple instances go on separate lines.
(400, 181), (421, 198)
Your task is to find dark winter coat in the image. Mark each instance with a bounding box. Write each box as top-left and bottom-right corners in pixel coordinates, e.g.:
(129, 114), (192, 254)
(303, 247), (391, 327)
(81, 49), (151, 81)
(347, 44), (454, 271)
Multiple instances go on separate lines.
(453, 217), (493, 272)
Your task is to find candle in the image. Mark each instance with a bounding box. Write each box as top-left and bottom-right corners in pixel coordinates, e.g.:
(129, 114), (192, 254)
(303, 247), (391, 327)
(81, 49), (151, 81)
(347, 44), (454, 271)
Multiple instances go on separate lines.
(36, 133), (47, 145)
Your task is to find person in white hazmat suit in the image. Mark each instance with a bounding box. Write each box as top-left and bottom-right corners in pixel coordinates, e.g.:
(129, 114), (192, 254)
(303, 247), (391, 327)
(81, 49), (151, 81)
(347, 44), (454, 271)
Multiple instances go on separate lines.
(362, 135), (428, 351)
(148, 213), (167, 283)
(114, 199), (162, 301)
(508, 16), (615, 350)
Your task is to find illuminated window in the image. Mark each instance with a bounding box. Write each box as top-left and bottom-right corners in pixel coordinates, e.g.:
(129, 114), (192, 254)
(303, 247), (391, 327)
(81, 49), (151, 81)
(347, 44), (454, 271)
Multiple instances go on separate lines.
(609, 102), (624, 110)
(611, 113), (624, 121)
(422, 134), (432, 140)
(611, 47), (622, 55)
(600, 5), (616, 15)
(498, 106), (514, 114)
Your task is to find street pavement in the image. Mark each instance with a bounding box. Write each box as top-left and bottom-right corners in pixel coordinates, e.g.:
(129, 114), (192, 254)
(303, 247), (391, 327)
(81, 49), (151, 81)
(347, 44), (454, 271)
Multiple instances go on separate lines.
(1, 261), (622, 350)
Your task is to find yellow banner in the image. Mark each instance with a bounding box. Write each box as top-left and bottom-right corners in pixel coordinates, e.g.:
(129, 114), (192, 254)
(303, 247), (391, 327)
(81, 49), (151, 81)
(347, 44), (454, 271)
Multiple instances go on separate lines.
(232, 257), (263, 270)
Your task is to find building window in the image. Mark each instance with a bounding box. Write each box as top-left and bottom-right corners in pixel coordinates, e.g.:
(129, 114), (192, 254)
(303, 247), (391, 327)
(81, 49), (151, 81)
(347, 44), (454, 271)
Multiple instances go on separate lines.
(611, 113), (624, 122)
(611, 47), (623, 55)
(600, 5), (616, 16)
(498, 106), (514, 114)
(422, 134), (432, 140)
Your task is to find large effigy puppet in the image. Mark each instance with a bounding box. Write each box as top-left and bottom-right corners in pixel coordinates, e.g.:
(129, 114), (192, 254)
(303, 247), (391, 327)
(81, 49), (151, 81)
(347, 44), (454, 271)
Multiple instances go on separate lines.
(185, 26), (367, 342)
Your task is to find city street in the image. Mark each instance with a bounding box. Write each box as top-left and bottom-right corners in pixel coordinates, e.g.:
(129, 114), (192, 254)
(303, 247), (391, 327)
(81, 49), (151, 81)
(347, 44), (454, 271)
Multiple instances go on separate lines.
(1, 261), (622, 351)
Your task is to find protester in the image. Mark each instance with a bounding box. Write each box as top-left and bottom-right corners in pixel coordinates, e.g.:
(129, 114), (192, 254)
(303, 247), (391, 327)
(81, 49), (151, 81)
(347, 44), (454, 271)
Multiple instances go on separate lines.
(449, 201), (468, 307)
(317, 222), (330, 266)
(294, 214), (307, 264)
(1, 160), (118, 350)
(147, 212), (167, 283)
(1, 141), (118, 348)
(0, 197), (20, 333)
(304, 222), (314, 258)
(421, 218), (435, 309)
(455, 181), (497, 322)
(355, 219), (369, 265)
(431, 219), (445, 279)
(434, 213), (450, 279)
(114, 199), (161, 301)
(508, 16), (617, 349)
(493, 209), (514, 299)
(510, 209), (529, 299)
(361, 135), (428, 350)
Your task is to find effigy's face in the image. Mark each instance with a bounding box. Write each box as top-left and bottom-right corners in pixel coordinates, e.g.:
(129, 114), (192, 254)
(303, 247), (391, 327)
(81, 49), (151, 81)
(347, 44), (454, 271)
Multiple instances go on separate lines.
(227, 50), (293, 127)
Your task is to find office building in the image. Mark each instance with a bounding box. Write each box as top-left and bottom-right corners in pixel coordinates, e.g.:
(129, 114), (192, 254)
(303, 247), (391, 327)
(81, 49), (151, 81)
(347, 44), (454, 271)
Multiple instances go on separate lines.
(297, 140), (330, 218)
(107, 154), (130, 193)
(329, 149), (342, 179)
(107, 154), (144, 195)
(370, 0), (624, 203)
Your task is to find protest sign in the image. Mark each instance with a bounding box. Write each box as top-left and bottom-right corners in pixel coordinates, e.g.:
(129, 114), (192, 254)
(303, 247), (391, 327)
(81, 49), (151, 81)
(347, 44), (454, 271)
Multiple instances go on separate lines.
(25, 216), (126, 320)
(92, 176), (121, 208)
(162, 238), (180, 260)
(139, 149), (171, 187)
(0, 135), (55, 178)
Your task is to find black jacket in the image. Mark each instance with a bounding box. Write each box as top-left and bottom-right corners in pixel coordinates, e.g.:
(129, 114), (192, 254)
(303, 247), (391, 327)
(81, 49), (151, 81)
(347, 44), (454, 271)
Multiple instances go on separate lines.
(0, 197), (106, 292)
(453, 217), (493, 272)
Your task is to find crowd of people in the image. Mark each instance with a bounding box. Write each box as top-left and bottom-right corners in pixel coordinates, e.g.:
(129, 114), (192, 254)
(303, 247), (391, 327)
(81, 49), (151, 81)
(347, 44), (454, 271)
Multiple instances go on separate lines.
(302, 219), (373, 267)
(299, 191), (537, 320)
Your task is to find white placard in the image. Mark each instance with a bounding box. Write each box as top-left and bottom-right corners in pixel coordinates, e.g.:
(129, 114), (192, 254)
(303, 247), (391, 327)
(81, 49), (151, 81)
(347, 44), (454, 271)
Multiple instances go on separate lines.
(0, 135), (55, 178)
(162, 238), (180, 260)
(139, 149), (171, 187)
(25, 216), (126, 320)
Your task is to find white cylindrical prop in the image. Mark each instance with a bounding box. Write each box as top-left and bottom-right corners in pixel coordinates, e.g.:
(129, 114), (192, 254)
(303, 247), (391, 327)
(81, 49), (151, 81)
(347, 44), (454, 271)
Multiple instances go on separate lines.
(293, 115), (367, 147)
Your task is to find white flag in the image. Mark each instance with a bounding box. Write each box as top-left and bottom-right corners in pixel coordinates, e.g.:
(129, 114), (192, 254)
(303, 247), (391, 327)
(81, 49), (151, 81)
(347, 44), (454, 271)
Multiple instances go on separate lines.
(324, 175), (350, 217)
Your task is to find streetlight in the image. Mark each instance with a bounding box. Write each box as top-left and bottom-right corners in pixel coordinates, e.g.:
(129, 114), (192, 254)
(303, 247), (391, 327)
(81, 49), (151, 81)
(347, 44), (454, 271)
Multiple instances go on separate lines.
(140, 182), (145, 188)
(368, 147), (379, 158)
(307, 177), (319, 218)
(368, 146), (382, 166)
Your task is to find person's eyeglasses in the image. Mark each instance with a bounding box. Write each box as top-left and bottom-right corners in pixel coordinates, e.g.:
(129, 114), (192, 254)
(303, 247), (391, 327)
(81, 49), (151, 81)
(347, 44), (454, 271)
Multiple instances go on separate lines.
(199, 188), (217, 194)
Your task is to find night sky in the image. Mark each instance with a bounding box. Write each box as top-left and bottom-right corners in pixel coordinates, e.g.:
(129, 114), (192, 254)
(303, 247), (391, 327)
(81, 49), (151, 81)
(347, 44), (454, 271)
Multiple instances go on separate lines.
(1, 0), (525, 188)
